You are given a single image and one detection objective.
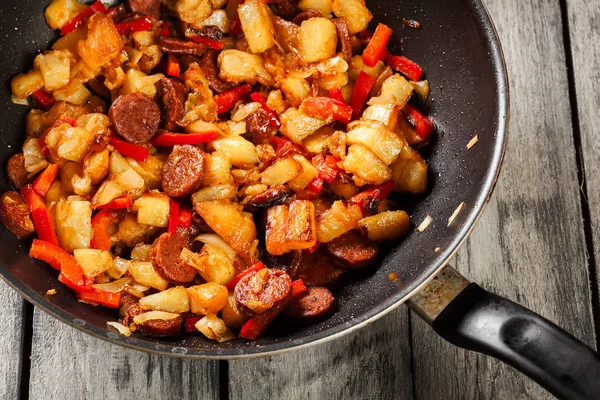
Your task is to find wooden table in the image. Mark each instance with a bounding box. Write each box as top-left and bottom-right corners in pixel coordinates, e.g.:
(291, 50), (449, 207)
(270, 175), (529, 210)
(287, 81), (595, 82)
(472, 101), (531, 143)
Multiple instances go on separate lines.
(2, 0), (599, 398)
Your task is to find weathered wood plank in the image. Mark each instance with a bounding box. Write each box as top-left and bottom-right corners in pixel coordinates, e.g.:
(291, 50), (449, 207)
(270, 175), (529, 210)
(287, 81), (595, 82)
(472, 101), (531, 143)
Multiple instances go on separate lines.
(28, 309), (220, 400)
(0, 282), (24, 399)
(410, 0), (596, 399)
(565, 0), (600, 333)
(229, 307), (412, 400)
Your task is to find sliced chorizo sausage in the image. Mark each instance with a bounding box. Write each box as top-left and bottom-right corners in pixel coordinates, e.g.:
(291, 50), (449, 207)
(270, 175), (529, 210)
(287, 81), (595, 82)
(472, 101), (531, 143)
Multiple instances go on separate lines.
(123, 303), (183, 337)
(326, 230), (379, 269)
(234, 268), (292, 314)
(159, 37), (206, 57)
(246, 108), (277, 145)
(162, 144), (205, 198)
(291, 249), (345, 287)
(199, 50), (235, 94)
(293, 9), (322, 25)
(155, 78), (187, 130)
(126, 0), (160, 18)
(151, 231), (197, 284)
(0, 191), (34, 238)
(333, 18), (352, 62)
(109, 92), (161, 144)
(7, 153), (29, 189)
(247, 185), (292, 208)
(283, 286), (335, 319)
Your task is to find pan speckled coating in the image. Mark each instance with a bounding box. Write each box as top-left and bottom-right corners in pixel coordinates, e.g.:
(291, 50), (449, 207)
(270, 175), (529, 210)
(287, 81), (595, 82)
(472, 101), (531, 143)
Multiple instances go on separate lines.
(0, 0), (508, 358)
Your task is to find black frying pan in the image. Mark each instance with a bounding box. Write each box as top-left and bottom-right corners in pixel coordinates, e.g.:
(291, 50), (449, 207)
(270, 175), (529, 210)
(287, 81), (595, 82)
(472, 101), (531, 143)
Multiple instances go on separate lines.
(0, 0), (599, 399)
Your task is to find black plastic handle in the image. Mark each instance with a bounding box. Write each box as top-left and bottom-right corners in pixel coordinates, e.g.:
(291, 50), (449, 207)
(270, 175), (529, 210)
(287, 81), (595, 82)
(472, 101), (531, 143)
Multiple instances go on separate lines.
(432, 283), (600, 400)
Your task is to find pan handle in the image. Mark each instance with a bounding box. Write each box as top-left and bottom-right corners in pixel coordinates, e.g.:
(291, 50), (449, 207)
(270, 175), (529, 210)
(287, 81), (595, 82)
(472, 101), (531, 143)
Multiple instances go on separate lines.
(408, 266), (600, 400)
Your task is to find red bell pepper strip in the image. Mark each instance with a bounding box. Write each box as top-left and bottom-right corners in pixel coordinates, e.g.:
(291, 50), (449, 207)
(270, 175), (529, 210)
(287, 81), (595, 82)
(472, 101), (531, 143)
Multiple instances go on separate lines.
(225, 262), (266, 290)
(115, 16), (153, 35)
(296, 177), (324, 200)
(380, 48), (391, 63)
(230, 15), (242, 36)
(168, 198), (180, 233)
(189, 35), (224, 50)
(312, 155), (341, 183)
(91, 209), (120, 251)
(60, 1), (107, 35)
(250, 92), (281, 129)
(97, 196), (132, 210)
(362, 23), (392, 67)
(349, 180), (394, 215)
(30, 239), (85, 291)
(301, 97), (352, 124)
(269, 136), (311, 159)
(351, 71), (377, 118)
(291, 279), (307, 297)
(105, 4), (126, 21)
(150, 132), (219, 146)
(387, 55), (423, 82)
(77, 288), (121, 308)
(214, 84), (252, 114)
(239, 278), (307, 340)
(159, 23), (170, 37)
(109, 136), (149, 162)
(166, 53), (181, 77)
(32, 164), (59, 197)
(178, 204), (192, 228)
(184, 317), (202, 333)
(20, 185), (59, 246)
(404, 105), (435, 139)
(31, 89), (55, 111)
(329, 88), (346, 104)
(124, 15), (152, 31)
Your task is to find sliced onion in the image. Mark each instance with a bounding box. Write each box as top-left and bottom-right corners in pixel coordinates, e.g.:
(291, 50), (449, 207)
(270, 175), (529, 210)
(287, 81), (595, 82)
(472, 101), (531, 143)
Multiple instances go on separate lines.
(185, 119), (223, 134)
(23, 137), (48, 175)
(133, 311), (180, 324)
(194, 234), (236, 262)
(410, 80), (430, 99)
(109, 257), (131, 279)
(107, 321), (132, 337)
(11, 95), (29, 106)
(124, 285), (146, 299)
(130, 283), (151, 292)
(92, 277), (132, 293)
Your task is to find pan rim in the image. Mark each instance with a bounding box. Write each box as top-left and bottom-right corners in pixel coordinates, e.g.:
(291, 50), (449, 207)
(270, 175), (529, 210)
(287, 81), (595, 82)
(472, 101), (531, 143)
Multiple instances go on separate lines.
(0, 0), (509, 359)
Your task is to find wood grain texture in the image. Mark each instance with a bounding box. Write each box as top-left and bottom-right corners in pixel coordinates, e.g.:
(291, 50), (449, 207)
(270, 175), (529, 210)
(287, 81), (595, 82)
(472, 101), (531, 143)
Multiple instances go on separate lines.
(565, 0), (600, 324)
(410, 0), (596, 399)
(28, 309), (220, 400)
(229, 307), (413, 400)
(0, 282), (24, 399)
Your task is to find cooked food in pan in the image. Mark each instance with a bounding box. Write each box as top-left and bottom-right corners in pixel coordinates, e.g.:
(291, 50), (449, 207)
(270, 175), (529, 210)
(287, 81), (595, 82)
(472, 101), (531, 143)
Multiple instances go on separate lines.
(4, 0), (433, 341)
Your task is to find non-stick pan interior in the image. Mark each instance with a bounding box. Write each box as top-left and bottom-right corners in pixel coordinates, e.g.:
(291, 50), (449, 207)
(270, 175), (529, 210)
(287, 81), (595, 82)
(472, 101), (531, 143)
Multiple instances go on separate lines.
(0, 0), (507, 357)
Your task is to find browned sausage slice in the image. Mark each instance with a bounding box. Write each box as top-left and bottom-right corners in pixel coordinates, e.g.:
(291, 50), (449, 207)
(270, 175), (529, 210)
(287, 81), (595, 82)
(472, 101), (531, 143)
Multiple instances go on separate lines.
(151, 231), (197, 284)
(0, 191), (34, 238)
(109, 92), (161, 144)
(234, 268), (292, 314)
(159, 37), (206, 57)
(199, 50), (235, 94)
(122, 303), (183, 337)
(283, 286), (335, 319)
(162, 144), (205, 198)
(247, 185), (292, 208)
(326, 230), (379, 269)
(246, 108), (277, 144)
(293, 9), (322, 25)
(7, 153), (29, 189)
(126, 0), (160, 18)
(292, 249), (345, 287)
(333, 18), (352, 62)
(155, 78), (188, 130)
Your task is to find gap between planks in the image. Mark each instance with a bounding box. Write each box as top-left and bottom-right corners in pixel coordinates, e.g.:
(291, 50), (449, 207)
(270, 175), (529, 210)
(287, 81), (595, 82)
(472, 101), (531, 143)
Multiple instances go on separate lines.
(18, 301), (33, 400)
(558, 0), (600, 351)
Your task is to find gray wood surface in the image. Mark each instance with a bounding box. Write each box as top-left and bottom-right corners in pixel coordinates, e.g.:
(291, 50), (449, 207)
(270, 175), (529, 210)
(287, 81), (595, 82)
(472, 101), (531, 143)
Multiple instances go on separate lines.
(229, 308), (413, 400)
(565, 0), (600, 322)
(0, 281), (24, 400)
(27, 309), (220, 400)
(410, 0), (597, 399)
(8, 0), (600, 399)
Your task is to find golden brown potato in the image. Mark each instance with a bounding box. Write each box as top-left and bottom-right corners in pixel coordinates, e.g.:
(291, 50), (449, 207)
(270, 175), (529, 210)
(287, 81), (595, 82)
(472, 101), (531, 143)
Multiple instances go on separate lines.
(77, 13), (123, 72)
(368, 74), (414, 108)
(45, 0), (87, 30)
(211, 136), (259, 168)
(33, 50), (73, 91)
(238, 0), (276, 53)
(281, 108), (329, 143)
(315, 200), (362, 243)
(139, 286), (190, 313)
(194, 200), (258, 256)
(186, 283), (229, 315)
(358, 210), (410, 242)
(175, 0), (213, 29)
(127, 261), (169, 291)
(201, 152), (234, 186)
(221, 292), (250, 329)
(341, 144), (392, 185)
(54, 199), (93, 252)
(83, 148), (109, 185)
(266, 200), (316, 254)
(331, 0), (372, 34)
(133, 191), (170, 228)
(261, 156), (301, 185)
(390, 145), (428, 193)
(11, 70), (44, 99)
(346, 120), (406, 165)
(73, 249), (113, 278)
(299, 18), (337, 63)
(180, 246), (236, 285)
(218, 50), (274, 86)
(116, 213), (156, 248)
(289, 154), (318, 191)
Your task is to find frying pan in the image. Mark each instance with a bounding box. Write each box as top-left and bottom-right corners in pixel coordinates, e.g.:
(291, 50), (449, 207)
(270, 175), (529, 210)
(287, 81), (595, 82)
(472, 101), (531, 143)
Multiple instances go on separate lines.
(1, 0), (599, 398)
